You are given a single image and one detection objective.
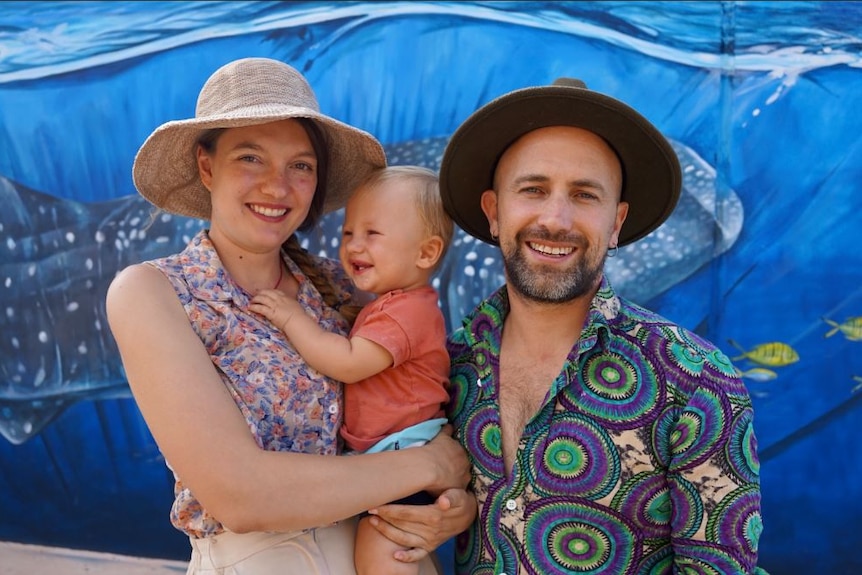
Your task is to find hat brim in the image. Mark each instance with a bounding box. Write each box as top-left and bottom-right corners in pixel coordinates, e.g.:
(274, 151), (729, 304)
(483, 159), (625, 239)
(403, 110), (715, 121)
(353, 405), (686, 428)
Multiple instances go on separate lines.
(132, 106), (386, 220)
(440, 85), (682, 246)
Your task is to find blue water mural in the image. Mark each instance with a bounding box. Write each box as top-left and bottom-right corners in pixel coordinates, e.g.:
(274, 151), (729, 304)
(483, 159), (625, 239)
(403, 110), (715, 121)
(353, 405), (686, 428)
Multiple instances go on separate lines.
(0, 1), (860, 572)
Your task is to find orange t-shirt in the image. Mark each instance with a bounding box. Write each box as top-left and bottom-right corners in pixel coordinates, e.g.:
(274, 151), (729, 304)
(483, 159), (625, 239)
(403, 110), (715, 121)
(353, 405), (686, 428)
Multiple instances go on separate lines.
(339, 286), (450, 452)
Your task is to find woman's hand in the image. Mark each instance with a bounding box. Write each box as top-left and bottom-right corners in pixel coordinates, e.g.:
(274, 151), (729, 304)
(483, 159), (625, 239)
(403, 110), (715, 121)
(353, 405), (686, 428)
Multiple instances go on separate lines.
(366, 488), (478, 563)
(424, 425), (471, 495)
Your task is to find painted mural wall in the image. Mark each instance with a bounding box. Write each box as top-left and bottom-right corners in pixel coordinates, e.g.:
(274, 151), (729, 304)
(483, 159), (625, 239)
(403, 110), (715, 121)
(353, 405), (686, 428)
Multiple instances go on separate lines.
(1, 1), (861, 573)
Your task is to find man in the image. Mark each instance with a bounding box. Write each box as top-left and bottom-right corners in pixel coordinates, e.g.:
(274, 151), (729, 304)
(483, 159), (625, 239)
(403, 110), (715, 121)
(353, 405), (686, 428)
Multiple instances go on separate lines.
(438, 79), (764, 574)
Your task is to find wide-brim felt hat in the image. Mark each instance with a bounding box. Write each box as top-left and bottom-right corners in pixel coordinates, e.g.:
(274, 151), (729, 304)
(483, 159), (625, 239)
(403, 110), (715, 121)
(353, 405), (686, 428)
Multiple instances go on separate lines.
(439, 78), (681, 246)
(132, 57), (386, 220)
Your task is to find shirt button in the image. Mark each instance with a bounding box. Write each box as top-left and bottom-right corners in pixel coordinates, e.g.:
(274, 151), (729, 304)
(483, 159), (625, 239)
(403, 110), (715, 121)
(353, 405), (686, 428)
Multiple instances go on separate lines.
(328, 405), (338, 414)
(505, 499), (517, 511)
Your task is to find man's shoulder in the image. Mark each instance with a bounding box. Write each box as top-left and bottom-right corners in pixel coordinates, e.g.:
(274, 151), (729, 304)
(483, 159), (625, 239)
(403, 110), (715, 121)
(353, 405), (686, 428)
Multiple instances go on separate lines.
(616, 297), (729, 358)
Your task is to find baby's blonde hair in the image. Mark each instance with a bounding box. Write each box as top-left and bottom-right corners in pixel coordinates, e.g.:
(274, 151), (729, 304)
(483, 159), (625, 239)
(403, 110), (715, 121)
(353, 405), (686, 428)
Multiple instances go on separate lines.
(358, 165), (454, 270)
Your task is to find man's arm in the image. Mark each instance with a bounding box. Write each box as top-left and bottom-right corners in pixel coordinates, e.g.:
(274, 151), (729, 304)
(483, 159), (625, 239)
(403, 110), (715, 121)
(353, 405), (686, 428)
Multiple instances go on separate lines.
(367, 487), (478, 563)
(667, 366), (764, 573)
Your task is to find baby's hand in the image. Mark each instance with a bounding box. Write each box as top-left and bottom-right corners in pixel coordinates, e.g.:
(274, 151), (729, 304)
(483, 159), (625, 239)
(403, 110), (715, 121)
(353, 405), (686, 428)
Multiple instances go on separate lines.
(249, 289), (302, 332)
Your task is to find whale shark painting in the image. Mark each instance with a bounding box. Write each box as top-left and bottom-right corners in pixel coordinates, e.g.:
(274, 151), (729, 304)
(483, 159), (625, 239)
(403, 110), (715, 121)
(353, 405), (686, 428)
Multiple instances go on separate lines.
(0, 136), (741, 446)
(5, 2), (862, 572)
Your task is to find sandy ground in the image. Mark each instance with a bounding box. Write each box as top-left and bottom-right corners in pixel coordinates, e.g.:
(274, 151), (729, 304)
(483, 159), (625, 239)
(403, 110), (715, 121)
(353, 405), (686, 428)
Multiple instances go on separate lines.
(0, 541), (187, 575)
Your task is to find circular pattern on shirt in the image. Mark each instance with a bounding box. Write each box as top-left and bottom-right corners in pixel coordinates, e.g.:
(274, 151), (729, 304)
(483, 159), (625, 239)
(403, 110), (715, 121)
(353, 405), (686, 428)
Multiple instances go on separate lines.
(668, 387), (731, 469)
(522, 499), (638, 574)
(494, 529), (519, 574)
(618, 303), (661, 324)
(484, 471), (527, 513)
(703, 347), (737, 377)
(448, 368), (481, 425)
(472, 343), (497, 382)
(611, 471), (703, 541)
(475, 489), (524, 572)
(562, 339), (660, 428)
(707, 484), (763, 554)
(478, 482), (504, 556)
(638, 546), (674, 574)
(673, 328), (738, 379)
(650, 405), (679, 468)
(526, 413), (619, 498)
(454, 523), (481, 571)
(673, 545), (747, 574)
(726, 409), (760, 483)
(663, 339), (706, 376)
(469, 310), (501, 344)
(461, 403), (503, 477)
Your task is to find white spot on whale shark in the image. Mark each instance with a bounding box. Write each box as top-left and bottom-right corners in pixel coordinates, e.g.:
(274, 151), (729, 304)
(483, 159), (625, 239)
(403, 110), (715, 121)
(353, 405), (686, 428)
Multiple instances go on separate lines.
(0, 136), (742, 444)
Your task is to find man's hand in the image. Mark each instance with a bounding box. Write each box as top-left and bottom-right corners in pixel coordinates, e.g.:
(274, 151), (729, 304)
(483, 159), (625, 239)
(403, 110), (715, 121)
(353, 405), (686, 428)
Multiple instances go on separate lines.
(366, 488), (477, 563)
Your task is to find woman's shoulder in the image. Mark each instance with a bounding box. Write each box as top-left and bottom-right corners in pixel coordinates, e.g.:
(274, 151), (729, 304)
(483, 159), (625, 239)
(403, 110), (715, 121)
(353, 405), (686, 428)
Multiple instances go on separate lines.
(107, 261), (175, 303)
(105, 262), (183, 335)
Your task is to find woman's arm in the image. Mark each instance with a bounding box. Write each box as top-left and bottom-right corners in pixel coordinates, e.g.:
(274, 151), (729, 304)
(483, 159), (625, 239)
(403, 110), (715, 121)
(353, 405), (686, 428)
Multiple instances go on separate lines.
(106, 264), (470, 534)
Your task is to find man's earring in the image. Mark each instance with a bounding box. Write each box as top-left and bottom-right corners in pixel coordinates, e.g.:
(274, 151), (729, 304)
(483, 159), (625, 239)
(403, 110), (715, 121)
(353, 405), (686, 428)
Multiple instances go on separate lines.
(607, 244), (618, 258)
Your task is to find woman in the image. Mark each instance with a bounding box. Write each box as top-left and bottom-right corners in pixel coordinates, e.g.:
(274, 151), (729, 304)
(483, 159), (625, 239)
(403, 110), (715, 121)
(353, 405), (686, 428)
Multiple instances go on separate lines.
(106, 57), (474, 574)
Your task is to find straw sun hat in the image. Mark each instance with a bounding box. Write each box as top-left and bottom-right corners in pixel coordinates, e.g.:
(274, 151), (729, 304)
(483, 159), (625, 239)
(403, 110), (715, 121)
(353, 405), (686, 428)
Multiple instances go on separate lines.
(439, 78), (682, 247)
(132, 57), (386, 220)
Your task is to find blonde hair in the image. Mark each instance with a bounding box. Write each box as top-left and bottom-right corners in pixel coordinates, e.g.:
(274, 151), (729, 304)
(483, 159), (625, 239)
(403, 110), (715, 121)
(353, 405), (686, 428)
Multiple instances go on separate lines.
(358, 165), (454, 270)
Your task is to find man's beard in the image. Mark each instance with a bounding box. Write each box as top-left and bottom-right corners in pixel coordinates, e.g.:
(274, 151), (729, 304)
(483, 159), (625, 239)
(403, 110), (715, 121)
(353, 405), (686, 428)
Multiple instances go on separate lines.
(501, 230), (605, 304)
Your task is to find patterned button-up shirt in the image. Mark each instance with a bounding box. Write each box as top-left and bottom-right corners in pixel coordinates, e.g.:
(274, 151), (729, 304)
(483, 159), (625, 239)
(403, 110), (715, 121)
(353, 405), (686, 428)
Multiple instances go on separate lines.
(447, 277), (763, 574)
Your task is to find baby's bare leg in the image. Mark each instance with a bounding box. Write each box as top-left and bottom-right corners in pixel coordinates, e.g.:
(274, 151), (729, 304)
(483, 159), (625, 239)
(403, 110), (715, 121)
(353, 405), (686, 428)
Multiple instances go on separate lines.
(354, 515), (422, 575)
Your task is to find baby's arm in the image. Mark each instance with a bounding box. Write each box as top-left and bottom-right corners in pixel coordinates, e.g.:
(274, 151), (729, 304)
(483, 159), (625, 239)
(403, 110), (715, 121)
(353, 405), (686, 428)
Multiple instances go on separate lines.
(250, 289), (392, 383)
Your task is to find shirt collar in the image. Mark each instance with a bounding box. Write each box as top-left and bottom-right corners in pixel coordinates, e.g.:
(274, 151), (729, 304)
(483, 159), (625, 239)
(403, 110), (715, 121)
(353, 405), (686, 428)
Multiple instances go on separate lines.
(181, 230), (299, 309)
(460, 274), (622, 350)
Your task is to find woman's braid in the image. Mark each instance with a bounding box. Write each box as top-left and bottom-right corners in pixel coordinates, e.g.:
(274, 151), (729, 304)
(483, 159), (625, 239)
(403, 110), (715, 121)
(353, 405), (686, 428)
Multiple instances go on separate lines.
(283, 235), (362, 326)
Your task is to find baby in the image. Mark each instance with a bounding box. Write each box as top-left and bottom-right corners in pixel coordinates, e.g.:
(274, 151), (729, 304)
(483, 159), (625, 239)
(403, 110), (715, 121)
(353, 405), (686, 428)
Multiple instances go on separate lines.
(251, 165), (454, 575)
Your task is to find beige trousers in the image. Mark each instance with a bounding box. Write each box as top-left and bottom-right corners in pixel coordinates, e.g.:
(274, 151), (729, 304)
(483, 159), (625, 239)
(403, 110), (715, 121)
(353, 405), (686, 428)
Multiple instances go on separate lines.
(185, 517), (440, 574)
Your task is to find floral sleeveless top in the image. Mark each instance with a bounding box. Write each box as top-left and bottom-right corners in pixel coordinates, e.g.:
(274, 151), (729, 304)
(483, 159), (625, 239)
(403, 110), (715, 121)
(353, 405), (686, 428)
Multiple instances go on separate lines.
(146, 230), (354, 538)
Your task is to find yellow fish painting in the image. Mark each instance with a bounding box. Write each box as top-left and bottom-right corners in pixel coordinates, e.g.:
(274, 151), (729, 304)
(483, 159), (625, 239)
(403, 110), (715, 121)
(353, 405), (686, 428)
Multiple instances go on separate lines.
(823, 316), (862, 341)
(728, 340), (800, 368)
(735, 367), (779, 382)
